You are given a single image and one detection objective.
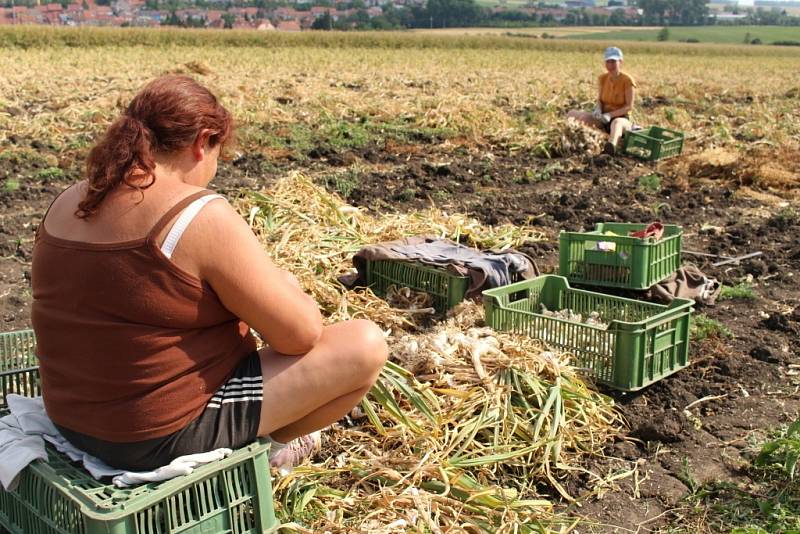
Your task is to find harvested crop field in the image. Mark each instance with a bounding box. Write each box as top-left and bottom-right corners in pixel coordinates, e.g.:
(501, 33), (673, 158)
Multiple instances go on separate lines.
(1, 27), (799, 533)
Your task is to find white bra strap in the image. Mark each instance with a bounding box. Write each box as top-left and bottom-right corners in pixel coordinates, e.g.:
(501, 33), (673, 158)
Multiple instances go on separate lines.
(160, 194), (225, 259)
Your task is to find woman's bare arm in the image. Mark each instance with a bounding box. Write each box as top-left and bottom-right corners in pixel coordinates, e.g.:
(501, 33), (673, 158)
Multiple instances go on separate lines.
(180, 198), (324, 355)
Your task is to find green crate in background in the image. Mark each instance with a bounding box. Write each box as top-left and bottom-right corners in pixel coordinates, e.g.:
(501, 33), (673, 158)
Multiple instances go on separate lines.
(0, 330), (278, 534)
(483, 276), (693, 391)
(559, 222), (682, 290)
(623, 126), (684, 161)
(365, 259), (469, 313)
(0, 329), (39, 406)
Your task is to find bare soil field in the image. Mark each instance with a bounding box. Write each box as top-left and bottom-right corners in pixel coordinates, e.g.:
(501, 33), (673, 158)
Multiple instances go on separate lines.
(258, 140), (800, 533)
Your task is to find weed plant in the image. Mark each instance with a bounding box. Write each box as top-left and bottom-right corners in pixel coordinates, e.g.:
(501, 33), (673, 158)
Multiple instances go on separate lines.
(2, 179), (20, 192)
(35, 167), (65, 182)
(719, 281), (757, 300)
(638, 173), (662, 192)
(691, 314), (733, 340)
(680, 419), (800, 534)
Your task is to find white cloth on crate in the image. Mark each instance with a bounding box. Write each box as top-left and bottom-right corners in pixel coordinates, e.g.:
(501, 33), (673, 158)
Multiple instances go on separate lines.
(0, 395), (231, 491)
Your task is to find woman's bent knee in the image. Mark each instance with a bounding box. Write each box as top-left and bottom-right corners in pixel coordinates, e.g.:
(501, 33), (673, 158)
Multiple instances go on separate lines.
(350, 319), (389, 374)
(323, 319), (387, 384)
(320, 320), (385, 398)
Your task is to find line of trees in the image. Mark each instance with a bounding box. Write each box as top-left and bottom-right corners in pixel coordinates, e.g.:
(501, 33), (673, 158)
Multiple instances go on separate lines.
(307, 0), (800, 30)
(307, 0), (644, 30)
(636, 0), (708, 25)
(740, 7), (800, 25)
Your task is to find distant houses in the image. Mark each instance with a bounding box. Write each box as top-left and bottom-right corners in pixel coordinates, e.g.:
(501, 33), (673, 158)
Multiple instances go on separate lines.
(276, 19), (302, 31)
(0, 0), (644, 29)
(1, 0), (128, 26)
(0, 0), (390, 29)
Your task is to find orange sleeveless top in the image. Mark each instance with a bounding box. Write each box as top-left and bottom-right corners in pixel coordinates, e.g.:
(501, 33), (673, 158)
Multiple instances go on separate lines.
(31, 190), (258, 442)
(598, 71), (636, 113)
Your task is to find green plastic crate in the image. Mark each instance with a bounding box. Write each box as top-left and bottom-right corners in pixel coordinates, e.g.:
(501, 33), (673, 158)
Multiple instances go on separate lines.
(559, 222), (682, 290)
(623, 126), (684, 161)
(0, 329), (39, 407)
(365, 259), (469, 313)
(483, 276), (693, 391)
(0, 330), (278, 534)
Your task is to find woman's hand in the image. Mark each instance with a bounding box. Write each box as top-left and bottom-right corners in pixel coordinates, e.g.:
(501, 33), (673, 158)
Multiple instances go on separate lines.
(592, 103), (604, 121)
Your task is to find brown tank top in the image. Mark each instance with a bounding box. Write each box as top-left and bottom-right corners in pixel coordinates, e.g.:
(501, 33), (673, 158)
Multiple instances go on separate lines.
(31, 189), (258, 442)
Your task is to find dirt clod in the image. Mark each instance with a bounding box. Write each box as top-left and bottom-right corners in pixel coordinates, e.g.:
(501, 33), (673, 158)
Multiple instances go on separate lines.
(630, 415), (685, 443)
(750, 346), (780, 364)
(763, 312), (794, 333)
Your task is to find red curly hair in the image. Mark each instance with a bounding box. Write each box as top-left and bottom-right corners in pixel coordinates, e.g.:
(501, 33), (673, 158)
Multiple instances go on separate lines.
(78, 75), (233, 218)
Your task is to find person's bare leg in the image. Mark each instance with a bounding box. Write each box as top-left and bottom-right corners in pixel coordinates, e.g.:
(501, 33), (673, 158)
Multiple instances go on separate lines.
(609, 117), (631, 147)
(567, 110), (602, 129)
(256, 319), (388, 443)
(268, 386), (372, 441)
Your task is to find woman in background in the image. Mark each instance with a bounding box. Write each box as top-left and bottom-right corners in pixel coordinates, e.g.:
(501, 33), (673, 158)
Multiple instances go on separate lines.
(567, 46), (637, 155)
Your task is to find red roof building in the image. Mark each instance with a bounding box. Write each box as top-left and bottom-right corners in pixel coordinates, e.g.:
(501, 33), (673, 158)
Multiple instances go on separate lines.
(273, 7), (304, 19)
(276, 19), (300, 31)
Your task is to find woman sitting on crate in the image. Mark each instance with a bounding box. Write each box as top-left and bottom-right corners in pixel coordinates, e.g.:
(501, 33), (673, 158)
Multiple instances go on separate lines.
(30, 75), (388, 472)
(566, 46), (637, 156)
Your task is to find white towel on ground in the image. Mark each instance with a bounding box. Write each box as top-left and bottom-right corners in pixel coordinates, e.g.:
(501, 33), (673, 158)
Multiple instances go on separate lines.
(0, 395), (231, 490)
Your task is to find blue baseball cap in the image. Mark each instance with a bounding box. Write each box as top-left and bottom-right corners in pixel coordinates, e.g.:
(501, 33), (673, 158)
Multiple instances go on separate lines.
(604, 46), (623, 61)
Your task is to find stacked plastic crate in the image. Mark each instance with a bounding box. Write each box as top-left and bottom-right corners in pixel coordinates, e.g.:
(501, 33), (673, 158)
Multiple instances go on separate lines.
(483, 223), (693, 391)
